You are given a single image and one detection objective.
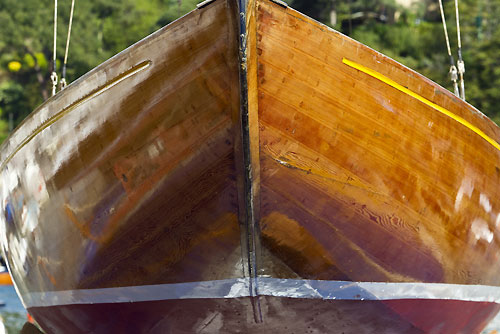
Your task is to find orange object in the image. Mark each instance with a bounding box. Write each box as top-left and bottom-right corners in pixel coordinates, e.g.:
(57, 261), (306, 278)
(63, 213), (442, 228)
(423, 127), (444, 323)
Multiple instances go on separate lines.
(0, 272), (12, 285)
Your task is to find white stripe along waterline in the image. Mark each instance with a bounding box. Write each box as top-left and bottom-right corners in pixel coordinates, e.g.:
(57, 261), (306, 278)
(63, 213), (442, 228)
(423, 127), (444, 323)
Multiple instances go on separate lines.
(22, 278), (500, 308)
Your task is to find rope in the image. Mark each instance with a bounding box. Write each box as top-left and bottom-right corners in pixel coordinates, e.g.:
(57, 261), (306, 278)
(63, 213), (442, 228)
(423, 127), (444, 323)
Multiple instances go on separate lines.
(438, 0), (459, 97)
(51, 0), (58, 96)
(455, 0), (462, 49)
(60, 0), (76, 89)
(455, 0), (465, 100)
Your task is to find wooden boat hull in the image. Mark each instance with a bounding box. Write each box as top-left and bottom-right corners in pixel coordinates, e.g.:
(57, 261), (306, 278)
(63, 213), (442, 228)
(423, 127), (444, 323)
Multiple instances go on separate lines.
(2, 0), (500, 333)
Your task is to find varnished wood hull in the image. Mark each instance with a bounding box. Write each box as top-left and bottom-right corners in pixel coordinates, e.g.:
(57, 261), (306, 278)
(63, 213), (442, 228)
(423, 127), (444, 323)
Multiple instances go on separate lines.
(2, 0), (500, 333)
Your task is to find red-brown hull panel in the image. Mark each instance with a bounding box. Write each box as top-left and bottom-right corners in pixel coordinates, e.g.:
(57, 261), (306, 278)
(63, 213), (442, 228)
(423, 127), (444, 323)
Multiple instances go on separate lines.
(28, 298), (499, 334)
(383, 299), (500, 334)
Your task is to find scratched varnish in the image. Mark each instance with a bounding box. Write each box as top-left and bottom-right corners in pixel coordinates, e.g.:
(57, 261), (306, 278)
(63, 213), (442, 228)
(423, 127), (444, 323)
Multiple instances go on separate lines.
(1, 0), (500, 333)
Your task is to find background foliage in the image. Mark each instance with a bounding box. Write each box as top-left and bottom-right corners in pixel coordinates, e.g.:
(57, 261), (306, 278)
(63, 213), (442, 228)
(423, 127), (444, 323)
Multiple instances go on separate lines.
(0, 0), (199, 143)
(0, 0), (499, 145)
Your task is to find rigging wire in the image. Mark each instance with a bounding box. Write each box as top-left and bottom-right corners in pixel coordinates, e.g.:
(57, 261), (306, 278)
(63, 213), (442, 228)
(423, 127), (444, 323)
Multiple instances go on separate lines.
(437, 0), (460, 97)
(455, 0), (465, 100)
(60, 0), (76, 89)
(51, 0), (58, 96)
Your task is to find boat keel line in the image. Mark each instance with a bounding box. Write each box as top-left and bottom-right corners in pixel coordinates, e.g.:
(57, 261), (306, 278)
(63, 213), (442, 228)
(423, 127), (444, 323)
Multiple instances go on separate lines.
(22, 278), (500, 308)
(236, 0), (263, 323)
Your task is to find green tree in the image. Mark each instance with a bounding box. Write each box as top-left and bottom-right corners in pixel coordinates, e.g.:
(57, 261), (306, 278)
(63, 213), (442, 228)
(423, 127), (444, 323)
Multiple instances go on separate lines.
(0, 0), (198, 139)
(288, 0), (334, 23)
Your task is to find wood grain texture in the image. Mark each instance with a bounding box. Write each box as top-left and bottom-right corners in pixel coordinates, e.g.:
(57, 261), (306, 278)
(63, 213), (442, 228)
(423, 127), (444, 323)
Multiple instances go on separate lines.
(255, 0), (500, 286)
(0, 0), (242, 295)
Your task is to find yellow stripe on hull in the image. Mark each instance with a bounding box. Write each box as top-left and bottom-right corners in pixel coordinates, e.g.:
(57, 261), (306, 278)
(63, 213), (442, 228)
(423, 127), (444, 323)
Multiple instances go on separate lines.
(342, 58), (500, 153)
